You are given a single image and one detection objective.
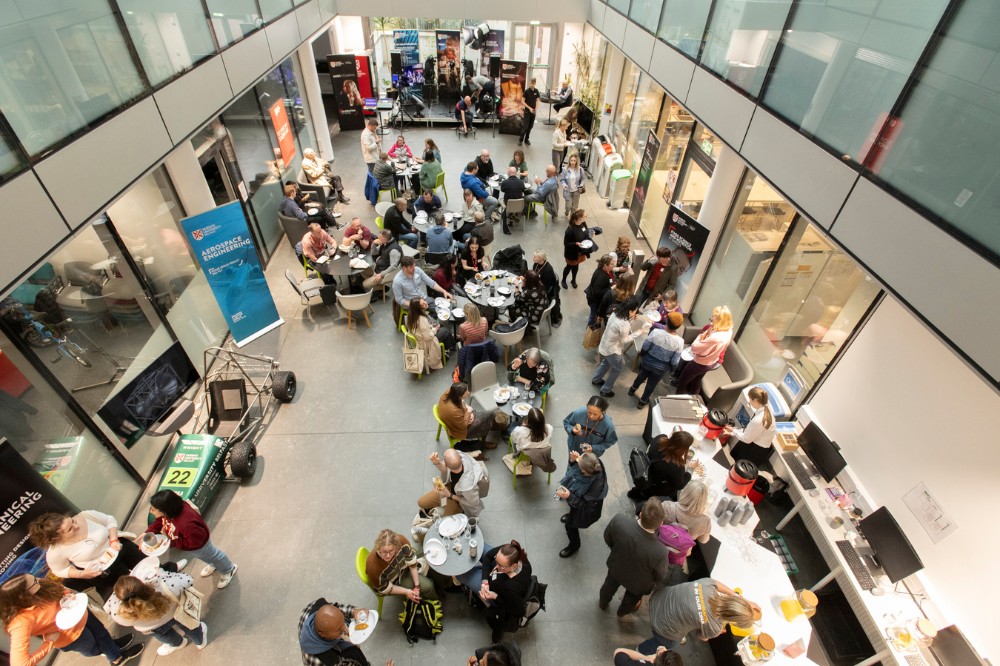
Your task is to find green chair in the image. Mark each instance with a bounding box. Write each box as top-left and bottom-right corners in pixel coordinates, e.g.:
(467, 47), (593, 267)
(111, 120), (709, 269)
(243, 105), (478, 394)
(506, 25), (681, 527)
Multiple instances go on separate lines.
(433, 404), (460, 448)
(511, 451), (553, 489)
(527, 201), (549, 226)
(397, 306), (409, 329)
(434, 171), (448, 202)
(377, 186), (397, 203)
(400, 324), (447, 379)
(355, 547), (384, 615)
(375, 215), (384, 230)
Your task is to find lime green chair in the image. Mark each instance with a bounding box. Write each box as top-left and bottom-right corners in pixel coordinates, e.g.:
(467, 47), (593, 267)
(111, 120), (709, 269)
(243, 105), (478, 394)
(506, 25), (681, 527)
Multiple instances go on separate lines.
(511, 451), (553, 489)
(377, 186), (397, 203)
(433, 404), (460, 448)
(527, 201), (549, 226)
(434, 171), (448, 202)
(355, 547), (384, 614)
(400, 324), (446, 379)
(375, 215), (384, 230)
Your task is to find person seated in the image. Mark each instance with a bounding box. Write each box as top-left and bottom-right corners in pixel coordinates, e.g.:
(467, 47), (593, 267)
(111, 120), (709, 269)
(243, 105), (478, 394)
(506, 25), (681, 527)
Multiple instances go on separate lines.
(509, 272), (548, 330)
(299, 598), (390, 666)
(469, 641), (523, 666)
(509, 149), (529, 179)
(455, 95), (475, 132)
(341, 217), (372, 251)
(433, 254), (459, 293)
(524, 165), (559, 217)
(457, 542), (533, 643)
(475, 150), (495, 183)
(456, 188), (484, 242)
(470, 211), (494, 249)
(500, 167), (527, 236)
(280, 183), (310, 222)
(414, 190), (443, 217)
(407, 298), (451, 369)
(418, 449), (490, 517)
(301, 223), (337, 284)
(627, 431), (693, 501)
(364, 229), (402, 291)
(459, 303), (489, 345)
(372, 152), (397, 192)
(507, 347), (551, 393)
(418, 150), (443, 194)
(387, 135), (421, 163)
(552, 80), (573, 111)
(436, 381), (502, 452)
(662, 480), (712, 545)
(365, 530), (437, 603)
(426, 213), (456, 261)
(383, 197), (418, 249)
(509, 407), (557, 474)
(460, 162), (499, 222)
(282, 181), (342, 228)
(391, 257), (453, 310)
(301, 148), (350, 204)
(459, 236), (490, 282)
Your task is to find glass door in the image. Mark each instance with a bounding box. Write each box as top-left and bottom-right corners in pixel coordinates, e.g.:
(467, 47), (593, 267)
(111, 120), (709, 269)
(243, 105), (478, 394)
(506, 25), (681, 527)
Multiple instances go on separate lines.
(511, 23), (556, 91)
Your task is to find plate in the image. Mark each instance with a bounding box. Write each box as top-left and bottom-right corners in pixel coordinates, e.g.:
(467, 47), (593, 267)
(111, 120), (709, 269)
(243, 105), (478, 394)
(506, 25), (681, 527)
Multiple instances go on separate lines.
(55, 593), (89, 630)
(307, 207), (320, 216)
(512, 402), (532, 417)
(496, 287), (512, 296)
(487, 296), (506, 307)
(452, 307), (465, 318)
(314, 254), (329, 264)
(349, 610), (379, 644)
(681, 347), (694, 361)
(437, 514), (468, 537)
(646, 310), (661, 323)
(437, 310), (450, 320)
(444, 213), (454, 221)
(494, 387), (511, 403)
(434, 297), (451, 309)
(138, 533), (170, 557)
(93, 546), (119, 571)
(424, 538), (448, 566)
(130, 556), (161, 583)
(579, 239), (594, 249)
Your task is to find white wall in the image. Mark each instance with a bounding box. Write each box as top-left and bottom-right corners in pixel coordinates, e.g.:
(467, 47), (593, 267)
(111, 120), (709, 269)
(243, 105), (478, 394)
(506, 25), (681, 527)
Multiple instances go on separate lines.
(808, 296), (1000, 660)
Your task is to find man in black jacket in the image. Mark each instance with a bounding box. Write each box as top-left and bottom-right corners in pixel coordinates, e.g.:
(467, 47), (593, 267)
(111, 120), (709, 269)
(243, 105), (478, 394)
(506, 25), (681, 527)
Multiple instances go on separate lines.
(499, 167), (526, 235)
(600, 499), (669, 617)
(383, 197), (418, 248)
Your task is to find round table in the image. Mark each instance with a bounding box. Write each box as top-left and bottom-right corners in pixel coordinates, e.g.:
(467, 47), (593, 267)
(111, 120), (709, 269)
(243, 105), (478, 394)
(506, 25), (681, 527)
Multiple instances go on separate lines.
(424, 521), (486, 576)
(462, 270), (518, 311)
(374, 201), (394, 217)
(393, 159), (418, 193)
(312, 248), (373, 278)
(493, 384), (543, 422)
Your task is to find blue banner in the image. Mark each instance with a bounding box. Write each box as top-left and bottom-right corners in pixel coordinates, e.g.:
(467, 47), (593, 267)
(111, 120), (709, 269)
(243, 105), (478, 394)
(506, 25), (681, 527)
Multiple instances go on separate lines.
(393, 29), (419, 67)
(181, 202), (283, 347)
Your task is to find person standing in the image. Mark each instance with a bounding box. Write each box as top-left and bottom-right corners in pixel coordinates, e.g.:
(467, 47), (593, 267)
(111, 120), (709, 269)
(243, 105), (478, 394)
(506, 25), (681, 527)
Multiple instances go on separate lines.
(592, 298), (648, 397)
(559, 154), (585, 218)
(361, 118), (381, 173)
(105, 572), (208, 656)
(641, 578), (757, 652)
(637, 247), (680, 305)
(675, 306), (733, 396)
(551, 118), (570, 170)
(561, 209), (591, 288)
(556, 452), (608, 558)
(723, 386), (777, 467)
(562, 396), (618, 463)
(599, 499), (669, 617)
(520, 78), (539, 146)
(531, 249), (561, 327)
(629, 311), (685, 408)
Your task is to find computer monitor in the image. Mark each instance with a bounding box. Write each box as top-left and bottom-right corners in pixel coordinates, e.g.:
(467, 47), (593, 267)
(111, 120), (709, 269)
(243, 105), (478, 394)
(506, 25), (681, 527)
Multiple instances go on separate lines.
(797, 421), (847, 482)
(860, 507), (923, 584)
(779, 366), (805, 403)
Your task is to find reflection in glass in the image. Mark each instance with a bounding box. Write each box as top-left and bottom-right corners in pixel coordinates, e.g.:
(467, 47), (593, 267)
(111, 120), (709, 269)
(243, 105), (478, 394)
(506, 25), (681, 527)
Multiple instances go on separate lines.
(629, 0), (663, 34)
(205, 0), (262, 47)
(761, 0), (948, 159)
(117, 0), (217, 86)
(637, 102), (694, 243)
(258, 0), (293, 22)
(699, 0), (793, 97)
(622, 74), (665, 200)
(657, 0), (712, 59)
(870, 0), (1000, 259)
(611, 61), (640, 148)
(675, 158), (710, 220)
(608, 0), (631, 15)
(0, 131), (24, 178)
(0, 1), (147, 156)
(737, 220), (881, 409)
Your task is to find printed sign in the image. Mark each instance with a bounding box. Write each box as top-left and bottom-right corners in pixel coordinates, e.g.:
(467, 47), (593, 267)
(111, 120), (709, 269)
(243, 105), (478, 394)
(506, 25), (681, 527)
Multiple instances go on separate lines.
(657, 205), (710, 301)
(498, 60), (528, 136)
(181, 202), (283, 347)
(436, 30), (462, 91)
(329, 54), (365, 131)
(355, 55), (374, 114)
(480, 29), (505, 75)
(627, 130), (661, 235)
(268, 99), (296, 169)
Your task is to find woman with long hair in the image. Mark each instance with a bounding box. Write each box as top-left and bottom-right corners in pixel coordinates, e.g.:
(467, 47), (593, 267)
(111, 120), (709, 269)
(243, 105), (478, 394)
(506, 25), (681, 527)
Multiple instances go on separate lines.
(584, 254), (617, 328)
(460, 236), (489, 282)
(407, 298), (446, 371)
(1, 574), (142, 665)
(509, 149), (529, 179)
(598, 274), (636, 325)
(509, 271), (548, 328)
(643, 578), (758, 652)
(364, 529), (437, 603)
(433, 254), (458, 293)
(106, 572), (207, 656)
(559, 153), (585, 218)
(627, 431), (693, 501)
(556, 452), (608, 557)
(724, 386), (777, 467)
(675, 305), (733, 396)
(424, 138), (442, 164)
(436, 381), (500, 450)
(662, 480), (712, 544)
(561, 209), (591, 289)
(593, 297), (648, 397)
(458, 302), (489, 345)
(613, 236), (633, 277)
(509, 407), (557, 473)
(551, 118), (570, 170)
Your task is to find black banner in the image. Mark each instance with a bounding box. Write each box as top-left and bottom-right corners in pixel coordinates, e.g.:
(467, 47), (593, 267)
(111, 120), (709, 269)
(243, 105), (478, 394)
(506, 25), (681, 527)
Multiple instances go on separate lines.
(498, 60), (527, 136)
(328, 54), (365, 131)
(627, 129), (661, 234)
(0, 441), (77, 582)
(658, 205), (710, 301)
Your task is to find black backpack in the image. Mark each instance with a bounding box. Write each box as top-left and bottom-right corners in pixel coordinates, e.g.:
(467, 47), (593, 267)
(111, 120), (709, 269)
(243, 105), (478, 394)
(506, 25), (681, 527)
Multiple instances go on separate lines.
(518, 576), (548, 628)
(628, 447), (651, 490)
(398, 598), (443, 644)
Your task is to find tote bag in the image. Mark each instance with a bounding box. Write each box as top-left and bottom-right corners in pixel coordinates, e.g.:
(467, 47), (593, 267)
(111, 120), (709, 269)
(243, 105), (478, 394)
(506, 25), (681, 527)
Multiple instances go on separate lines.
(159, 580), (204, 630)
(403, 345), (425, 374)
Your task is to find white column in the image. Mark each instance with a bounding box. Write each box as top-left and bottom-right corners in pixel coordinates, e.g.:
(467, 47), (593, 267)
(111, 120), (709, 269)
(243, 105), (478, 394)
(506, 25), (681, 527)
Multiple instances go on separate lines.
(680, 145), (745, 311)
(163, 142), (216, 216)
(297, 44), (334, 161)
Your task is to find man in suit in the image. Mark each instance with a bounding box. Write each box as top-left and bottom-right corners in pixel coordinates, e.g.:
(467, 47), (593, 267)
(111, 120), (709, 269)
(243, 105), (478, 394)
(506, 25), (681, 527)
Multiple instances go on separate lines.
(499, 167), (526, 236)
(600, 499), (669, 617)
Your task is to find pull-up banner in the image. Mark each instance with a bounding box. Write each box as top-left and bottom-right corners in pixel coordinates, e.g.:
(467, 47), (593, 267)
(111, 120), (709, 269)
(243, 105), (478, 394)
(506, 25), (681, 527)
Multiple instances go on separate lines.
(181, 202), (283, 347)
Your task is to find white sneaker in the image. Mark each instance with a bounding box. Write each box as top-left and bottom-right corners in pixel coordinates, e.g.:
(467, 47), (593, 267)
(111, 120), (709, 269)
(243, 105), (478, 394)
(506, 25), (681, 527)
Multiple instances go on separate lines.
(157, 638), (188, 655)
(332, 211), (343, 217)
(174, 559), (188, 571)
(217, 563), (238, 589)
(200, 564), (216, 577)
(195, 622), (208, 649)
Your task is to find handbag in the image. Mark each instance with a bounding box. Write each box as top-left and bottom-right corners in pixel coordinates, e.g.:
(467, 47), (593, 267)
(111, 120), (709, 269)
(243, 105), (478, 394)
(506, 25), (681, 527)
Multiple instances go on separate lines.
(403, 345), (425, 374)
(159, 580), (203, 630)
(582, 323), (603, 350)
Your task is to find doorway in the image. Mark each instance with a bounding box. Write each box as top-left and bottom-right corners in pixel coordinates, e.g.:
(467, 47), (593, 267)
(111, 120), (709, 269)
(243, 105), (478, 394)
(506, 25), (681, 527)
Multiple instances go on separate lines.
(200, 144), (238, 207)
(511, 23), (557, 91)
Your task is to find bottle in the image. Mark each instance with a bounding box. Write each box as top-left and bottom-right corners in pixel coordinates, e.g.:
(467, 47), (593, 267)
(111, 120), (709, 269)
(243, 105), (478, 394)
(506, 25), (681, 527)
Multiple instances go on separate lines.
(469, 539), (478, 558)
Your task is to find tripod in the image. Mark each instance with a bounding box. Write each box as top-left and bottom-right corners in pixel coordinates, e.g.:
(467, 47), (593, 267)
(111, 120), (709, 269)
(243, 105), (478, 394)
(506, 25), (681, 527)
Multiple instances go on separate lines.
(70, 327), (134, 393)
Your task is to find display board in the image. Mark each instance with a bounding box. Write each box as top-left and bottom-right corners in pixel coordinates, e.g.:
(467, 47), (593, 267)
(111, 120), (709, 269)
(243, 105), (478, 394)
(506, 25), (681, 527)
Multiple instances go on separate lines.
(328, 54), (365, 130)
(627, 129), (660, 234)
(435, 30), (461, 92)
(657, 204), (710, 301)
(479, 29), (505, 75)
(498, 60), (527, 136)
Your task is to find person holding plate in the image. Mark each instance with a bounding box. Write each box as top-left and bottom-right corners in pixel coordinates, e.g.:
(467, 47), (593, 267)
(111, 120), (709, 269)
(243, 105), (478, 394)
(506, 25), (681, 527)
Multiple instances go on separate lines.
(28, 511), (151, 599)
(0, 573), (143, 665)
(562, 396), (618, 464)
(298, 598), (392, 666)
(105, 570), (208, 656)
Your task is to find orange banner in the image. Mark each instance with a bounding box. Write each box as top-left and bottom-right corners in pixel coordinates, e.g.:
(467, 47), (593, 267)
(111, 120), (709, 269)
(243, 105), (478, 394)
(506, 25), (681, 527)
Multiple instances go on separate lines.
(269, 100), (296, 168)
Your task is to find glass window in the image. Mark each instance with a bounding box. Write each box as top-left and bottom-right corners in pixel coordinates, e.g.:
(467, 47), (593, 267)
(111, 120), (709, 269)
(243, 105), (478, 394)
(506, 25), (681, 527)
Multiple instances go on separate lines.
(0, 334), (139, 518)
(608, 0), (630, 15)
(761, 0), (948, 159)
(869, 0), (1000, 259)
(318, 0), (337, 22)
(0, 130), (25, 179)
(117, 0), (217, 87)
(699, 0), (793, 97)
(637, 102), (695, 244)
(611, 60), (640, 148)
(205, 0), (262, 48)
(657, 0), (712, 59)
(675, 157), (710, 220)
(630, 0), (664, 34)
(259, 0), (293, 22)
(622, 74), (665, 200)
(693, 171), (797, 327)
(735, 220), (881, 409)
(0, 1), (147, 156)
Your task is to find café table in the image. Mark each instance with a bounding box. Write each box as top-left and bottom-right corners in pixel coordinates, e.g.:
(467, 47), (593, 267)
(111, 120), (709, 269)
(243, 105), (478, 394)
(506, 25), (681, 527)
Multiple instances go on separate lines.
(461, 270), (518, 313)
(424, 519), (487, 576)
(493, 385), (543, 423)
(539, 93), (558, 125)
(393, 158), (418, 194)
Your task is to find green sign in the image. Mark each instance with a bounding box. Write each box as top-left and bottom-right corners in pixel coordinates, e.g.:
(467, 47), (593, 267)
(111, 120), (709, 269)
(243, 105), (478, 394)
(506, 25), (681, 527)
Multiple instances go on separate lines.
(701, 139), (713, 157)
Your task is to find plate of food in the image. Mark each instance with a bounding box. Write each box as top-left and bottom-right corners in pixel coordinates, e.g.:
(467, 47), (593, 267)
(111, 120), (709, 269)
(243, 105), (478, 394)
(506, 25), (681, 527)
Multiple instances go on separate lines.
(93, 546), (119, 571)
(437, 309), (450, 320)
(496, 287), (512, 296)
(580, 239), (594, 249)
(646, 310), (662, 323)
(474, 272), (484, 281)
(130, 556), (161, 583)
(55, 592), (89, 630)
(423, 538), (448, 566)
(444, 212), (454, 222)
(349, 610), (379, 644)
(487, 296), (506, 307)
(452, 307), (465, 318)
(138, 533), (170, 557)
(306, 207), (320, 216)
(512, 402), (532, 417)
(688, 460), (707, 479)
(494, 387), (512, 403)
(435, 297), (450, 309)
(464, 283), (481, 295)
(437, 514), (468, 538)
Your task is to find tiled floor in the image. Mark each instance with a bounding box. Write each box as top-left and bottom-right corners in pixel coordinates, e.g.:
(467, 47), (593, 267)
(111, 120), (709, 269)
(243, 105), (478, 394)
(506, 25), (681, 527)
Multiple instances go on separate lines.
(57, 119), (717, 665)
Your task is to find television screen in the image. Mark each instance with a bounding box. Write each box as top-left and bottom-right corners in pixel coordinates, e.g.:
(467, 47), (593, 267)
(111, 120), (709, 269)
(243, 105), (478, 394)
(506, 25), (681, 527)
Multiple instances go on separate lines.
(860, 507), (923, 583)
(98, 342), (199, 449)
(573, 101), (596, 137)
(797, 421), (847, 482)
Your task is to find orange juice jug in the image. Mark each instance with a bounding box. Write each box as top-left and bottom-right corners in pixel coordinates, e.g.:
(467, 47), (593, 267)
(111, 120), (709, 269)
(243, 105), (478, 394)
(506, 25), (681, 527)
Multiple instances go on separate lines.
(781, 589), (818, 621)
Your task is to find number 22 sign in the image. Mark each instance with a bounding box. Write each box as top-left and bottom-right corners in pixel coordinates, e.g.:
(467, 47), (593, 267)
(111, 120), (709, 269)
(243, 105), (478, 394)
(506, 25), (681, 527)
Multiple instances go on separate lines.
(162, 467), (196, 489)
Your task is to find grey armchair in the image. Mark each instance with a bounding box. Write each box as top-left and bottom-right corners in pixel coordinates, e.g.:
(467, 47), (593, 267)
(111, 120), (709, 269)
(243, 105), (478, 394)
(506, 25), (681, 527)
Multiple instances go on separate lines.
(681, 328), (754, 410)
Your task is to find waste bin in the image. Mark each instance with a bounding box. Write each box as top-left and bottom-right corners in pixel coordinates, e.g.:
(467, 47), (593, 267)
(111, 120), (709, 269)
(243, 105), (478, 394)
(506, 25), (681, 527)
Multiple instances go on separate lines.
(608, 168), (631, 208)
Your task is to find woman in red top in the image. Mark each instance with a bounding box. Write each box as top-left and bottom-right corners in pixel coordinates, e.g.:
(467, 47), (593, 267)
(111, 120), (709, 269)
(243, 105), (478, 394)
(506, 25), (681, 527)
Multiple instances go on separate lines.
(146, 490), (238, 590)
(1, 574), (142, 665)
(433, 254), (458, 293)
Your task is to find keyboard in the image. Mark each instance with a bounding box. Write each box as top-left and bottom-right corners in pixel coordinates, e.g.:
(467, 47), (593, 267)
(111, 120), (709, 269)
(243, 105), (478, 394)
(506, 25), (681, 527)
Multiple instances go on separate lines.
(836, 540), (876, 591)
(782, 452), (817, 490)
(904, 655), (928, 666)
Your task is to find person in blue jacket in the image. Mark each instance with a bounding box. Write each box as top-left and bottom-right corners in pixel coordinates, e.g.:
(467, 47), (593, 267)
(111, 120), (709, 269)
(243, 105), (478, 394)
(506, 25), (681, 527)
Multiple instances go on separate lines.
(562, 395), (618, 464)
(460, 162), (499, 223)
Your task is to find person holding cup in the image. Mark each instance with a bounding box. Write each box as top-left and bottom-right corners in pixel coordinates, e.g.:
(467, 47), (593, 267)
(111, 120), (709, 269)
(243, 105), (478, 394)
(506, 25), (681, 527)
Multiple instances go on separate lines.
(592, 297), (649, 397)
(556, 453), (608, 558)
(562, 396), (619, 465)
(298, 598), (393, 666)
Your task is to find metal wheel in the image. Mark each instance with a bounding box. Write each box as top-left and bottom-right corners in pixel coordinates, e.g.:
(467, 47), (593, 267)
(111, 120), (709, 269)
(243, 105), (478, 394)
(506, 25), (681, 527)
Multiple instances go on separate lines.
(63, 343), (92, 368)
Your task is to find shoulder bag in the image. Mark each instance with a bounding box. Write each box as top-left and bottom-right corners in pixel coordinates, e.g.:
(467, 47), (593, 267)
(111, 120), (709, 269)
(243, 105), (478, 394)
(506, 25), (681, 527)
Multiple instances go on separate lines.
(159, 579), (204, 630)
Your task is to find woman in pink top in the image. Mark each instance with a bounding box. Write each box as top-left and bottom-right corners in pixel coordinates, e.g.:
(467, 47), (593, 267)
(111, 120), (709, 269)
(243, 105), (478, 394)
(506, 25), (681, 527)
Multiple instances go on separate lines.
(675, 306), (733, 396)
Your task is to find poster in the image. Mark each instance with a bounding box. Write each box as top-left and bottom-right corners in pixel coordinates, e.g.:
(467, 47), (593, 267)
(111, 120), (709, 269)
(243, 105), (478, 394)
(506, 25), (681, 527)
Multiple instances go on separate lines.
(0, 441), (78, 581)
(498, 60), (527, 136)
(627, 129), (660, 234)
(657, 204), (710, 301)
(393, 30), (423, 88)
(479, 29), (505, 75)
(181, 202), (283, 347)
(328, 54), (365, 131)
(268, 99), (296, 170)
(355, 54), (374, 115)
(436, 30), (462, 92)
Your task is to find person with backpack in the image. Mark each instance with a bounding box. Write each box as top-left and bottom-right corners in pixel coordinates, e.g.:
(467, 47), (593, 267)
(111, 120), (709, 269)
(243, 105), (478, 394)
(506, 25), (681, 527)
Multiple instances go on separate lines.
(555, 453), (608, 558)
(626, 431), (693, 501)
(599, 499), (670, 618)
(477, 542), (533, 644)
